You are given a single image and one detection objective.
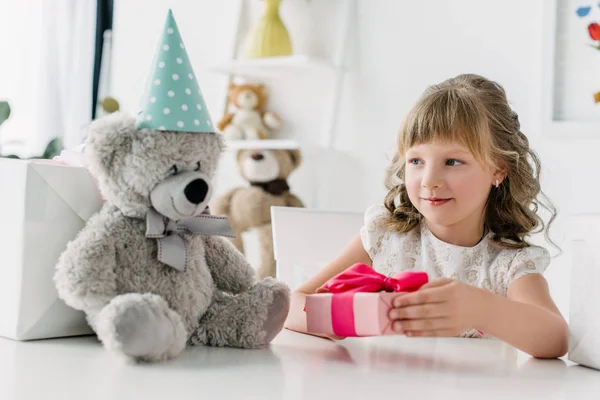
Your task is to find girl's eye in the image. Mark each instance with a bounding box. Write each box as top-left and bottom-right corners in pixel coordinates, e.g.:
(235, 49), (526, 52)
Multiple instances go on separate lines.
(169, 165), (179, 175)
(446, 159), (464, 166)
(408, 159), (422, 165)
(194, 162), (201, 171)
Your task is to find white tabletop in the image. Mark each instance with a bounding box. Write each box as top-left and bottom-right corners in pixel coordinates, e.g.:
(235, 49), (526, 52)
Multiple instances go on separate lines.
(0, 330), (598, 400)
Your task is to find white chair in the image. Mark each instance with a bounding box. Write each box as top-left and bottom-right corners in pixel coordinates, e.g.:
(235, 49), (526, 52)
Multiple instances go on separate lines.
(271, 206), (364, 291)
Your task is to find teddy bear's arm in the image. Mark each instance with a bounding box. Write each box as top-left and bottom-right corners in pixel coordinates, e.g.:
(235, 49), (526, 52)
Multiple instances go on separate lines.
(216, 113), (235, 131)
(262, 111), (281, 130)
(210, 187), (240, 217)
(285, 193), (305, 208)
(202, 235), (256, 294)
(54, 215), (118, 313)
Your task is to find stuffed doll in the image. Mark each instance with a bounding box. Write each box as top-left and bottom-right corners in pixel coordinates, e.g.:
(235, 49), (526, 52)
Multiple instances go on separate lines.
(217, 82), (281, 140)
(211, 148), (303, 279)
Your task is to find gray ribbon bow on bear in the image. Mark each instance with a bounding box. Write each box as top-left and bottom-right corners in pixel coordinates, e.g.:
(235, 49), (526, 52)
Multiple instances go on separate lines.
(145, 207), (234, 271)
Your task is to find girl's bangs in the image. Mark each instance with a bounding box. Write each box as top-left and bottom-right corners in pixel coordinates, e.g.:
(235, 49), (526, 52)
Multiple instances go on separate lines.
(399, 90), (491, 165)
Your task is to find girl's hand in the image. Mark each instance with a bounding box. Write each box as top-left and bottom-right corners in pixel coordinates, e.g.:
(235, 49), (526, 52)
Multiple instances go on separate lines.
(388, 278), (487, 337)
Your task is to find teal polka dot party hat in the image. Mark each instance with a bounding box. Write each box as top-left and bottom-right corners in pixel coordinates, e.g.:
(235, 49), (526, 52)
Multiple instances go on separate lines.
(136, 9), (214, 133)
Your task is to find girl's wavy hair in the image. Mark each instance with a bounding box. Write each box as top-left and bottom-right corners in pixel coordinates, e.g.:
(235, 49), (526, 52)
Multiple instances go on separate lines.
(384, 74), (557, 250)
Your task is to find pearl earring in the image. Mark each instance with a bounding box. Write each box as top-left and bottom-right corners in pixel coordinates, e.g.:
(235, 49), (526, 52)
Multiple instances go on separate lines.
(495, 180), (499, 188)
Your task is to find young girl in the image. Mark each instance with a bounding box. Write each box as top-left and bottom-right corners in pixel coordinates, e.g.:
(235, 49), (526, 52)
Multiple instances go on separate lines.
(284, 74), (568, 359)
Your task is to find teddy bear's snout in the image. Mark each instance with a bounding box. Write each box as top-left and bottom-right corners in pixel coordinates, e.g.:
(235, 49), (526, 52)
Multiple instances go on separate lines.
(150, 171), (212, 219)
(184, 179), (209, 205)
(251, 153), (264, 161)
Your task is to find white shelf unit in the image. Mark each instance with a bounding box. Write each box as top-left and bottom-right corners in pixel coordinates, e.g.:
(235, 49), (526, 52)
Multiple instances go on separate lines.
(209, 55), (335, 78)
(210, 0), (355, 209)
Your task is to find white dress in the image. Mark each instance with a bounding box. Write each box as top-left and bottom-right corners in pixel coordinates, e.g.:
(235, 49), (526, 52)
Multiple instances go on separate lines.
(359, 204), (550, 338)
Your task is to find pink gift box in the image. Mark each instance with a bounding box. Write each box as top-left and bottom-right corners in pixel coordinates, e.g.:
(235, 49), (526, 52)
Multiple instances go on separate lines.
(305, 292), (404, 337)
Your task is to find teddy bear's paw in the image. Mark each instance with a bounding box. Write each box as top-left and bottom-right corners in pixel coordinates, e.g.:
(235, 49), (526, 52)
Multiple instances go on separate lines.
(263, 112), (281, 130)
(95, 293), (187, 363)
(187, 280), (289, 349)
(223, 125), (244, 141)
(259, 278), (291, 345)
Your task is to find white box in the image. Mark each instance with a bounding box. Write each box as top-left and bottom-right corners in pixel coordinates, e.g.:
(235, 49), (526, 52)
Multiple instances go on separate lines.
(0, 159), (102, 340)
(271, 206), (363, 290)
(569, 215), (600, 370)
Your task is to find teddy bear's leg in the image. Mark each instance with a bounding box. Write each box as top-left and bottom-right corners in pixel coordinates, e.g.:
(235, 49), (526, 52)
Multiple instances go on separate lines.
(223, 125), (244, 140)
(245, 127), (266, 140)
(256, 223), (276, 279)
(188, 277), (290, 349)
(94, 293), (187, 362)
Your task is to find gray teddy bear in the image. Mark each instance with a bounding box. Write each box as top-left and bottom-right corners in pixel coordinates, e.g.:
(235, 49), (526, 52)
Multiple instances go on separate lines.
(54, 112), (290, 362)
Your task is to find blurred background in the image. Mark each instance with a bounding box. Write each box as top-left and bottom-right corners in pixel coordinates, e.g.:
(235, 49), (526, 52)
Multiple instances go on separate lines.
(2, 0), (600, 319)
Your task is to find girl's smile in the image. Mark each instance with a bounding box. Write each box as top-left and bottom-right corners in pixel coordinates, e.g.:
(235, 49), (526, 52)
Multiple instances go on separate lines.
(422, 197), (452, 207)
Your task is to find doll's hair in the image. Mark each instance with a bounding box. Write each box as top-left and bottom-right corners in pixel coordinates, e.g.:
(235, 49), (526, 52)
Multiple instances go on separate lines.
(383, 74), (557, 250)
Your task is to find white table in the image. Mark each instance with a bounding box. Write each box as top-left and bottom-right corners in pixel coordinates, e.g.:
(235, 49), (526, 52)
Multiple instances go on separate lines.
(0, 330), (598, 400)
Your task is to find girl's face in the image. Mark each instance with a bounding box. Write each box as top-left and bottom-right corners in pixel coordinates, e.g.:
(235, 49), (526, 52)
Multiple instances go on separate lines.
(404, 141), (499, 230)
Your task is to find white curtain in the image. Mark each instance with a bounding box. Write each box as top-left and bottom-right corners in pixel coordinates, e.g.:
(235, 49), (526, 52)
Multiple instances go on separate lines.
(0, 0), (96, 157)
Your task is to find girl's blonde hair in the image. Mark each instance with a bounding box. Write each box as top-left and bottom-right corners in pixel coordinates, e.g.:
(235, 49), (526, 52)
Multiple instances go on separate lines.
(384, 74), (557, 249)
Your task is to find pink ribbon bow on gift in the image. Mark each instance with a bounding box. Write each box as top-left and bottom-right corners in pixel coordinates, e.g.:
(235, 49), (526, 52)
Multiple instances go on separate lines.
(316, 263), (429, 294)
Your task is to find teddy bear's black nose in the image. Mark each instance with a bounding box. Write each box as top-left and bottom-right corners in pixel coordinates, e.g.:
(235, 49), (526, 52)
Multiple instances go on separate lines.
(251, 153), (264, 161)
(184, 179), (209, 204)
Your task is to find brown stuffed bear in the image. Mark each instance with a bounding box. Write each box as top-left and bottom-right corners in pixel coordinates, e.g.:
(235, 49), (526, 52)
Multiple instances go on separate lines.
(216, 83), (281, 141)
(211, 148), (303, 279)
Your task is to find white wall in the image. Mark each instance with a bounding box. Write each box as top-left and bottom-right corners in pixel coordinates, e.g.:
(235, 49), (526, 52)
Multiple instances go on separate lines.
(111, 0), (594, 318)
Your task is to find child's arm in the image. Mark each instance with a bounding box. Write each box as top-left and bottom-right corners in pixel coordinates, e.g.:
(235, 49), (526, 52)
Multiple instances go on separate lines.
(389, 274), (568, 359)
(480, 274), (568, 358)
(284, 233), (372, 337)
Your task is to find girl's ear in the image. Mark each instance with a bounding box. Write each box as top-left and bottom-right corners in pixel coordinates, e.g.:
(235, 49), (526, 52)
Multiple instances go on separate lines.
(492, 168), (508, 186)
(490, 158), (508, 184)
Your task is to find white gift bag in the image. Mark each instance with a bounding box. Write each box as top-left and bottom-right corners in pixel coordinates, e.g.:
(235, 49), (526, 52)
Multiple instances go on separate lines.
(0, 158), (102, 340)
(569, 215), (600, 370)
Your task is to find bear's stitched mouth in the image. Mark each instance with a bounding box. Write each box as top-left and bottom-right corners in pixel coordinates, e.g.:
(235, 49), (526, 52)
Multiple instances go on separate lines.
(171, 196), (193, 218)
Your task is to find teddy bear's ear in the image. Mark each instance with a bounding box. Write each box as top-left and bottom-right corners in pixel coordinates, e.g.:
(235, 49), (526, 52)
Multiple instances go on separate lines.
(236, 149), (250, 164)
(287, 149), (302, 169)
(228, 82), (238, 97)
(84, 112), (134, 174)
(257, 84), (268, 97)
(213, 131), (226, 154)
